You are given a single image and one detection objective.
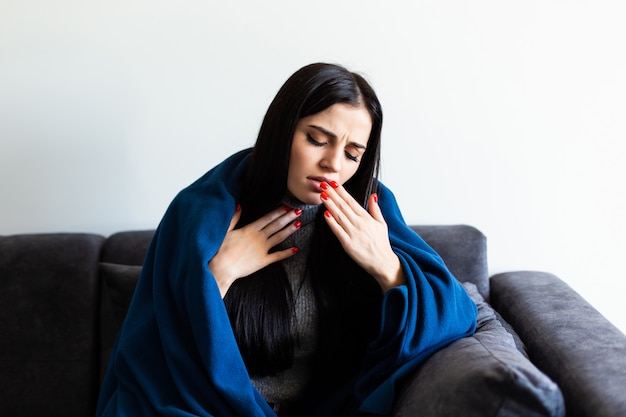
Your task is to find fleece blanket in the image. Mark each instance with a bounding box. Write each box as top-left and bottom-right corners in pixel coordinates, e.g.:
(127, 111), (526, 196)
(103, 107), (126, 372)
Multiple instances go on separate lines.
(96, 149), (477, 417)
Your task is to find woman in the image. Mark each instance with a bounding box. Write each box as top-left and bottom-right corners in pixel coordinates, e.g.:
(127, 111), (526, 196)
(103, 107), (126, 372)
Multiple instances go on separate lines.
(96, 63), (477, 417)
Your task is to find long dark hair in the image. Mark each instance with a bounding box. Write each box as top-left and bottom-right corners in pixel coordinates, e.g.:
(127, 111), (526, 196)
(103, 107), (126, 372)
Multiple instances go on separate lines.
(223, 63), (384, 378)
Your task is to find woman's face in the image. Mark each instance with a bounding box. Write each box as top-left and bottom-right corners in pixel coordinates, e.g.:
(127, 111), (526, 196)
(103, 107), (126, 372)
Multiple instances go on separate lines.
(287, 103), (372, 205)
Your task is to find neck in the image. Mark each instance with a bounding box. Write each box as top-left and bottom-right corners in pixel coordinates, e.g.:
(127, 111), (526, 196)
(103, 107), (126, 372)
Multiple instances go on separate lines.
(281, 195), (321, 227)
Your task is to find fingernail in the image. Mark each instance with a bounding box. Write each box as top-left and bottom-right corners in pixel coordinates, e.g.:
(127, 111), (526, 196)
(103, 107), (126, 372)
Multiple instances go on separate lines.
(294, 220), (302, 229)
(330, 181), (339, 189)
(373, 193), (378, 203)
(320, 181), (329, 190)
(321, 191), (329, 201)
(283, 205), (292, 212)
(292, 247), (299, 254)
(294, 208), (303, 216)
(236, 204), (242, 212)
(324, 210), (332, 218)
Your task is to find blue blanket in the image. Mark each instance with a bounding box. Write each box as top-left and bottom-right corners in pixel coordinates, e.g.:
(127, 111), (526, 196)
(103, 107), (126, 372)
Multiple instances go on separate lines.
(96, 149), (477, 417)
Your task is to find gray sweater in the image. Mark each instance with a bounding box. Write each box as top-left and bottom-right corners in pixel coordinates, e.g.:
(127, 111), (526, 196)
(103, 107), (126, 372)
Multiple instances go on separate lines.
(250, 200), (321, 404)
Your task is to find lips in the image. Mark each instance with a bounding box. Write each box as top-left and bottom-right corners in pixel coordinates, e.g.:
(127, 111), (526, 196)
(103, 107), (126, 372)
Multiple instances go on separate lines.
(307, 176), (333, 192)
(308, 176), (333, 184)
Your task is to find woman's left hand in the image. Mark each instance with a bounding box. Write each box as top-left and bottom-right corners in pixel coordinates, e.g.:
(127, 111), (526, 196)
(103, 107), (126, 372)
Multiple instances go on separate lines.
(320, 181), (406, 292)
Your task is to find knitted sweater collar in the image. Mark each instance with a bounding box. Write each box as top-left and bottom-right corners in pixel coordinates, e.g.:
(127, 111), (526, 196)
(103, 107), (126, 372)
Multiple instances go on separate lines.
(281, 194), (322, 227)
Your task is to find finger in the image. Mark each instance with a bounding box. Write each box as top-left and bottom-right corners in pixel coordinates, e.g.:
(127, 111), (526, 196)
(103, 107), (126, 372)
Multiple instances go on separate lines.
(267, 217), (302, 247)
(325, 181), (366, 215)
(266, 246), (300, 265)
(321, 190), (353, 232)
(323, 209), (351, 244)
(262, 207), (302, 237)
(367, 193), (385, 222)
(251, 206), (293, 234)
(321, 184), (366, 229)
(321, 184), (363, 231)
(228, 204), (242, 232)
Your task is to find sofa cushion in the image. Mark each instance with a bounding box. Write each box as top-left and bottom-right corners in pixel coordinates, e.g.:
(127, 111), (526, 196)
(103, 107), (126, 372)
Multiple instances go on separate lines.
(100, 263), (142, 328)
(392, 282), (565, 417)
(98, 262), (142, 383)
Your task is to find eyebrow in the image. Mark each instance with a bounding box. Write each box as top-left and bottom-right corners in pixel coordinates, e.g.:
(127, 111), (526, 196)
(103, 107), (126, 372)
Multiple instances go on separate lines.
(308, 125), (367, 149)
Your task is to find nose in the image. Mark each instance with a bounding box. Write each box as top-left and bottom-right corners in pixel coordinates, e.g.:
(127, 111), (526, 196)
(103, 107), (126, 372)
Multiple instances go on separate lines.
(320, 147), (342, 172)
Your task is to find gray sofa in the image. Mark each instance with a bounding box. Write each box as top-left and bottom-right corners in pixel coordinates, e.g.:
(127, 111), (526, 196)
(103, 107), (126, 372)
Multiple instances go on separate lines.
(1, 225), (625, 416)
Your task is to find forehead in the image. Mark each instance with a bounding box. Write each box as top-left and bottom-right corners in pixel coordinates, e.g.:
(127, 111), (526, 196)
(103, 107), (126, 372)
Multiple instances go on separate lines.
(300, 103), (372, 146)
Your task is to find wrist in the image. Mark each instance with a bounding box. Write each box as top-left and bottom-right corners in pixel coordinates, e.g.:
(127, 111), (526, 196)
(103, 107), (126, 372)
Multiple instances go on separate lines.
(208, 258), (237, 298)
(374, 254), (406, 293)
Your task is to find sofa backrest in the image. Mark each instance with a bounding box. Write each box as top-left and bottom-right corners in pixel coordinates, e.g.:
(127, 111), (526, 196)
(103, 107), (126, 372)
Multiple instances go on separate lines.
(0, 233), (105, 417)
(100, 230), (154, 266)
(411, 225), (489, 300)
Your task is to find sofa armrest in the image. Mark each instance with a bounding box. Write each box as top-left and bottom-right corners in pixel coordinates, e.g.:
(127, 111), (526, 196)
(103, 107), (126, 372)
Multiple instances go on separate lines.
(490, 271), (626, 417)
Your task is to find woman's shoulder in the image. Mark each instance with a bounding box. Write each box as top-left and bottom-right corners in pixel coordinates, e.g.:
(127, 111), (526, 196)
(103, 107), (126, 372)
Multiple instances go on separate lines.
(159, 149), (252, 231)
(176, 148), (252, 199)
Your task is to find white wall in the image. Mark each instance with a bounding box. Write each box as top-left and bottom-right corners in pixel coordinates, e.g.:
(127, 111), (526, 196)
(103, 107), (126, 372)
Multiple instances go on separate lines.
(2, 1), (625, 333)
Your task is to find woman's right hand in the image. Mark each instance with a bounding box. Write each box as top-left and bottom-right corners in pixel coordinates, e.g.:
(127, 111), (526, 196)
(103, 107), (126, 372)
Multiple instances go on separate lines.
(208, 205), (302, 298)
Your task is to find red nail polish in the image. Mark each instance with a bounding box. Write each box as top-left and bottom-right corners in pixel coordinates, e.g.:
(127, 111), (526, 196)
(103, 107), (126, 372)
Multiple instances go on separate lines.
(373, 193), (378, 203)
(294, 220), (302, 229)
(320, 181), (329, 190)
(236, 204), (241, 212)
(321, 191), (329, 201)
(283, 205), (292, 212)
(294, 208), (303, 215)
(292, 247), (299, 254)
(330, 181), (339, 189)
(324, 210), (332, 218)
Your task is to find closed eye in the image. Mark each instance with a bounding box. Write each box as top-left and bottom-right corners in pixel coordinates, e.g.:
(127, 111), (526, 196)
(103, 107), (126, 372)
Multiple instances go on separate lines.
(345, 151), (359, 162)
(307, 132), (361, 162)
(306, 133), (325, 147)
